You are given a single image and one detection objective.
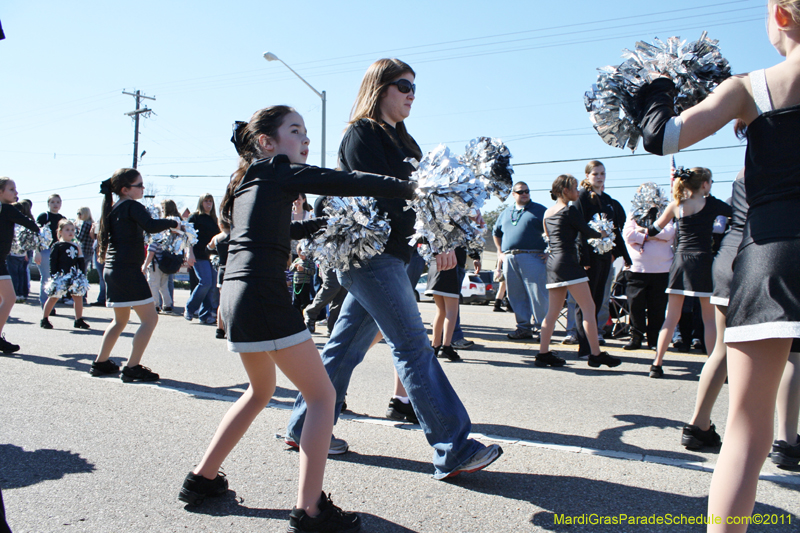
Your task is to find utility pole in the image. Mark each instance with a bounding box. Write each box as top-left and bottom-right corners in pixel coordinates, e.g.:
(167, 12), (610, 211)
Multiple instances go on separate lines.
(122, 90), (155, 169)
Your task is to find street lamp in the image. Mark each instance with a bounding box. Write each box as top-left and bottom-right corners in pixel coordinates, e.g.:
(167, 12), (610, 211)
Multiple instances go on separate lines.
(263, 52), (326, 168)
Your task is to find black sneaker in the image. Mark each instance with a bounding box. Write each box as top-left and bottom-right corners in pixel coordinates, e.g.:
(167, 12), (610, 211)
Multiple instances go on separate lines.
(386, 398), (419, 424)
(623, 338), (642, 351)
(681, 423), (721, 449)
(74, 318), (91, 329)
(40, 317), (53, 329)
(90, 359), (120, 376)
(178, 471), (228, 506)
(437, 345), (461, 362)
(507, 328), (533, 340)
(649, 364), (664, 378)
(770, 435), (800, 470)
(535, 351), (566, 367)
(287, 492), (360, 533)
(121, 365), (159, 383)
(50, 308), (57, 316)
(162, 306), (173, 313)
(0, 335), (20, 354)
(215, 328), (226, 339)
(587, 352), (621, 368)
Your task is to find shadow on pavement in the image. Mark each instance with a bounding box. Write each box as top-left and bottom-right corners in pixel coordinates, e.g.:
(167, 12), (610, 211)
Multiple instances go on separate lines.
(0, 444), (95, 489)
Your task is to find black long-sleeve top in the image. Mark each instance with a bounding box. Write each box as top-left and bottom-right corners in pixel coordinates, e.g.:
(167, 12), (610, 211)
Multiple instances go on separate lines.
(36, 211), (65, 248)
(672, 196), (732, 254)
(189, 213), (218, 261)
(545, 205), (602, 256)
(575, 188), (631, 266)
(225, 154), (416, 283)
(1, 203), (40, 260)
(338, 118), (420, 263)
(105, 200), (179, 268)
(50, 241), (85, 275)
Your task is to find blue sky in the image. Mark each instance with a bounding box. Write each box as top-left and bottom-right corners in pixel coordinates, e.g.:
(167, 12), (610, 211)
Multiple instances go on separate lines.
(0, 0), (776, 221)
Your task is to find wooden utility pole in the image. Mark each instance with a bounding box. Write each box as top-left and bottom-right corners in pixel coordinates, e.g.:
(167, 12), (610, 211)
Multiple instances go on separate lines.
(122, 90), (155, 169)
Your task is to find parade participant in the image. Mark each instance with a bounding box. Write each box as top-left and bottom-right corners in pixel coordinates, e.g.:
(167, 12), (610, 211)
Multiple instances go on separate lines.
(0, 178), (41, 353)
(35, 194), (64, 310)
(285, 58), (503, 480)
(7, 201), (35, 303)
(89, 169), (181, 382)
(644, 168), (731, 378)
(207, 218), (230, 339)
(179, 105), (417, 532)
(39, 220), (90, 330)
(184, 194), (219, 324)
(493, 181), (549, 340)
(638, 1), (800, 526)
(538, 174), (617, 368)
(574, 161), (631, 356)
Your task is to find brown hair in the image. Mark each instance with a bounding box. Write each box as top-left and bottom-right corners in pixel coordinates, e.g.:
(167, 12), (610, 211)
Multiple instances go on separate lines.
(222, 105), (296, 222)
(581, 160), (605, 205)
(161, 199), (180, 218)
(0, 177), (11, 193)
(56, 218), (75, 240)
(673, 167), (712, 203)
(98, 168), (141, 260)
(348, 58), (422, 161)
(12, 201), (33, 220)
(195, 193), (219, 225)
(551, 174), (577, 201)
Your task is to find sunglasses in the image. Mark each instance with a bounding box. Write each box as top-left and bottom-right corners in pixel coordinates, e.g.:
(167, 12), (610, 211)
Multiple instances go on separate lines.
(513, 189), (530, 195)
(129, 182), (146, 189)
(388, 79), (416, 95)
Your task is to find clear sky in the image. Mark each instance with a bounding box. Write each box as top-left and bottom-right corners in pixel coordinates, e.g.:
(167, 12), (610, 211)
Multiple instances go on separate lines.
(0, 0), (778, 222)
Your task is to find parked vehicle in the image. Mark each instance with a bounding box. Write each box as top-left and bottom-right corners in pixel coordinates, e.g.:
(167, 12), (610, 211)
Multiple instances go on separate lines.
(473, 270), (497, 304)
(414, 271), (489, 304)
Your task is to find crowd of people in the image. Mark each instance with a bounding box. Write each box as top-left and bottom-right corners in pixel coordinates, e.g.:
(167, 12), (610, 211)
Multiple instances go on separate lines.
(3, 3), (800, 530)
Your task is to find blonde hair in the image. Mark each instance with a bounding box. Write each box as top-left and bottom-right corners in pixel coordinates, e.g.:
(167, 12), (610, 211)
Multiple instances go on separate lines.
(57, 218), (75, 240)
(77, 206), (92, 222)
(772, 0), (800, 24)
(673, 167), (712, 203)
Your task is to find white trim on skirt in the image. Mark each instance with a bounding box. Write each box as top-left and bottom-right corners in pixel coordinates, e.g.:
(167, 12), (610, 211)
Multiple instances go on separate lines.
(424, 289), (459, 299)
(106, 297), (154, 308)
(665, 289), (712, 297)
(709, 296), (729, 306)
(228, 328), (311, 353)
(725, 321), (800, 344)
(546, 277), (589, 289)
(0, 275), (11, 280)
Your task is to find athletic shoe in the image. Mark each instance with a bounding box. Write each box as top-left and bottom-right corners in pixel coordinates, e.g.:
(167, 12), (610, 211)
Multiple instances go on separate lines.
(534, 351), (566, 367)
(287, 492), (360, 533)
(40, 318), (53, 329)
(74, 318), (91, 329)
(155, 307), (162, 314)
(437, 345), (462, 362)
(623, 338), (642, 351)
(50, 308), (57, 316)
(681, 423), (721, 450)
(770, 435), (800, 470)
(561, 334), (577, 345)
(691, 338), (704, 351)
(284, 435), (349, 455)
(90, 359), (120, 376)
(587, 352), (621, 368)
(649, 364), (664, 378)
(183, 312), (193, 321)
(178, 471), (228, 506)
(306, 320), (316, 334)
(0, 335), (20, 354)
(89, 301), (105, 307)
(386, 398), (419, 424)
(507, 328), (533, 340)
(162, 306), (174, 313)
(451, 338), (474, 350)
(215, 328), (226, 339)
(15, 297), (25, 304)
(438, 444), (503, 480)
(121, 365), (159, 383)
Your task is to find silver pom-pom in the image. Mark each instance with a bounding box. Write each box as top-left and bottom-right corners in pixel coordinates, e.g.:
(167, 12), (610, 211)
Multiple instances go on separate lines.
(45, 267), (88, 297)
(585, 31), (731, 151)
(543, 232), (551, 255)
(631, 182), (670, 220)
(587, 213), (616, 254)
(146, 205), (161, 220)
(304, 197), (391, 271)
(41, 226), (53, 249)
(11, 225), (49, 254)
(460, 137), (514, 201)
(149, 217), (196, 254)
(407, 145), (487, 262)
(210, 254), (220, 270)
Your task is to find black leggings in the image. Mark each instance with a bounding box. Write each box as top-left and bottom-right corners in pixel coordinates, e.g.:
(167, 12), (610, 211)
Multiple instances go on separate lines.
(575, 253), (612, 356)
(625, 271), (669, 347)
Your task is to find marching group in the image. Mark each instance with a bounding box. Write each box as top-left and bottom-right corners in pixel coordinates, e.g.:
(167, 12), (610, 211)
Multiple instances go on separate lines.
(4, 3), (800, 530)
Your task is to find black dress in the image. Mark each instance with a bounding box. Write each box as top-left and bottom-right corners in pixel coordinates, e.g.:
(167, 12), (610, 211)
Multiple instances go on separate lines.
(665, 196), (731, 297)
(215, 234), (230, 288)
(544, 205), (601, 289)
(710, 172), (746, 307)
(103, 200), (179, 307)
(47, 241), (86, 296)
(426, 248), (468, 298)
(221, 155), (415, 353)
(0, 204), (40, 278)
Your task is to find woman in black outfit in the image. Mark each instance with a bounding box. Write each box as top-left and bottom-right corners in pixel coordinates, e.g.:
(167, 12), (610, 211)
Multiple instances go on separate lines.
(574, 160), (629, 365)
(185, 194), (219, 324)
(90, 168), (181, 382)
(36, 194), (65, 308)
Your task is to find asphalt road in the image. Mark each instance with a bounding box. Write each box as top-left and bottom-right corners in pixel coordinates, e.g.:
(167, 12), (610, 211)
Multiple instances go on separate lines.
(1, 286), (798, 532)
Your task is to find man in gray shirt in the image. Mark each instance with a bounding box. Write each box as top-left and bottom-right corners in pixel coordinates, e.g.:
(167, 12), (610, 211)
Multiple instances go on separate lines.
(493, 182), (548, 340)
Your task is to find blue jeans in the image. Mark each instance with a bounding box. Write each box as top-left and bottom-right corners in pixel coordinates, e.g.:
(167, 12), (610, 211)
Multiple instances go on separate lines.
(37, 248), (51, 306)
(287, 253), (483, 478)
(451, 266), (467, 342)
(185, 260), (217, 320)
(93, 254), (106, 304)
(6, 256), (28, 298)
(503, 252), (549, 332)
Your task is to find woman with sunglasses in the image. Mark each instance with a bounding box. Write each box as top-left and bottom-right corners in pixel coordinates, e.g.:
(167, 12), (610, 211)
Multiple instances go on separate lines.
(90, 168), (182, 383)
(286, 58), (502, 480)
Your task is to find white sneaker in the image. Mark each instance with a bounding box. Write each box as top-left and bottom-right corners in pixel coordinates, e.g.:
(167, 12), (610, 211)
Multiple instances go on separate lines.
(561, 334), (577, 345)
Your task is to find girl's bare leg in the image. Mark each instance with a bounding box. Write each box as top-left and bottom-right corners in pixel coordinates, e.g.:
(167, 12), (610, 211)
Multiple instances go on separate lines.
(127, 303), (159, 367)
(689, 306), (728, 430)
(570, 282), (601, 355)
(42, 297), (58, 321)
(707, 339), (791, 532)
(0, 280), (15, 334)
(539, 286), (568, 353)
(441, 296), (459, 346)
(95, 307), (131, 363)
(699, 297), (716, 355)
(72, 295), (84, 320)
(653, 294), (684, 367)
(431, 295), (446, 347)
(776, 351), (800, 444)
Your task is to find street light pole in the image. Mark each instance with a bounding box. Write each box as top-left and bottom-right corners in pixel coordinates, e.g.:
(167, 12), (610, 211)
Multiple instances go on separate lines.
(263, 52), (326, 168)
